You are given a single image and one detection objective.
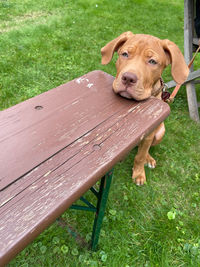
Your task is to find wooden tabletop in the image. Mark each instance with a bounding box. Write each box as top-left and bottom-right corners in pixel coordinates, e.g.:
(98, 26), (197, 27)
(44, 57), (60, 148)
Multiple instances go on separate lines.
(0, 70), (170, 265)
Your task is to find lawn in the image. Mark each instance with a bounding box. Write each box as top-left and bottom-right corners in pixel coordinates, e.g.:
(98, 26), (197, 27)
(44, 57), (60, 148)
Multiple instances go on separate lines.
(1, 0), (200, 266)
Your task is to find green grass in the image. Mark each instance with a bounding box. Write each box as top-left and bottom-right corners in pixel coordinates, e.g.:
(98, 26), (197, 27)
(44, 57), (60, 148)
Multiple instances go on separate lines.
(1, 0), (200, 266)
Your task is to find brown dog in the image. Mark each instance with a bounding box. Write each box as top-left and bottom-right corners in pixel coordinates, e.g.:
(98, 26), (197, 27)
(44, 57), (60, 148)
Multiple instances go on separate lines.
(101, 32), (189, 185)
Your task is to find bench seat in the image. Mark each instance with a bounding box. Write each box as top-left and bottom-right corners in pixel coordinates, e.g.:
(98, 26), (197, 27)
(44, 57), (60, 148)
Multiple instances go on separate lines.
(0, 70), (170, 266)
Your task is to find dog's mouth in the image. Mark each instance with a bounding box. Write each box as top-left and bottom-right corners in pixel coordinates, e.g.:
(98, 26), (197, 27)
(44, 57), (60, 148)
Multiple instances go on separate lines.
(116, 85), (146, 101)
(113, 79), (152, 101)
(113, 75), (149, 101)
(119, 90), (133, 99)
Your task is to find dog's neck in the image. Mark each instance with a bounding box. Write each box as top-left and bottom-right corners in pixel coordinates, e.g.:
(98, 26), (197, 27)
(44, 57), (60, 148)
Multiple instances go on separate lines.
(152, 78), (164, 99)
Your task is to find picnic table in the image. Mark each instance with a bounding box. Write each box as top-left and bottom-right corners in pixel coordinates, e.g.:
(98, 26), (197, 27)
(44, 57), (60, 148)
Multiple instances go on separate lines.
(0, 70), (170, 266)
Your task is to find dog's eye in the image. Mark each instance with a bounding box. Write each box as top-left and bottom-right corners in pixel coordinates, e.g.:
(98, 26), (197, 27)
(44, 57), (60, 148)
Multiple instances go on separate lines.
(148, 59), (157, 65)
(122, 52), (129, 58)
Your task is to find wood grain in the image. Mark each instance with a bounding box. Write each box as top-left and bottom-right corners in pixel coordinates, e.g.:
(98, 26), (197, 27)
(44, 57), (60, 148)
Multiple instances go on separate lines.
(0, 70), (170, 266)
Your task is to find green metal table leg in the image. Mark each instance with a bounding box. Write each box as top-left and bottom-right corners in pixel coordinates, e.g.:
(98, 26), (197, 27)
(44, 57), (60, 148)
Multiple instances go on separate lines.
(91, 169), (113, 250)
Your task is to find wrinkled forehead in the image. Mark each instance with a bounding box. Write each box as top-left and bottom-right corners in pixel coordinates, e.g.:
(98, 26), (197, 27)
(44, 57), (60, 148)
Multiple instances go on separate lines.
(120, 35), (166, 58)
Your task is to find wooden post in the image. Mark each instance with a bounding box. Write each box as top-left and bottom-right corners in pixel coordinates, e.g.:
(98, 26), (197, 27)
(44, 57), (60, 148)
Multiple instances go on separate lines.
(184, 0), (199, 122)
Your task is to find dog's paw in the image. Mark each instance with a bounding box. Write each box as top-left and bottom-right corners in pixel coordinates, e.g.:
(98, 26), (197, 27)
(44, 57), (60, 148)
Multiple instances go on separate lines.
(145, 154), (156, 169)
(132, 169), (146, 186)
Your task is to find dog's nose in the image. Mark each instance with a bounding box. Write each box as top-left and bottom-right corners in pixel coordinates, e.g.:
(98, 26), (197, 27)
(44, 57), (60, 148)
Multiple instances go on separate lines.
(121, 72), (138, 86)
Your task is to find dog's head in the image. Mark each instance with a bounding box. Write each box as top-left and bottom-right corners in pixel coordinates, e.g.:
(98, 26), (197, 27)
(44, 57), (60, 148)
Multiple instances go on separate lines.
(101, 31), (189, 100)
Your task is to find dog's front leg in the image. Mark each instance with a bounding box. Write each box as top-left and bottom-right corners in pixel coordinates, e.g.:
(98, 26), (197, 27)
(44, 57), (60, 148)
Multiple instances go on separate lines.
(132, 130), (156, 185)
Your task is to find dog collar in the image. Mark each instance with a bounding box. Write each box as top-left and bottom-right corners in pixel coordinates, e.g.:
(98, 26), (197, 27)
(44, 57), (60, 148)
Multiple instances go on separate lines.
(152, 78), (170, 102)
(160, 78), (171, 102)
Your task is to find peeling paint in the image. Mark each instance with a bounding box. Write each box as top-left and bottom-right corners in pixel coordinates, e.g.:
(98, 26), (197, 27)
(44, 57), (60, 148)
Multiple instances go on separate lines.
(76, 77), (85, 84)
(0, 197), (13, 207)
(72, 100), (79, 105)
(44, 171), (52, 177)
(87, 83), (93, 88)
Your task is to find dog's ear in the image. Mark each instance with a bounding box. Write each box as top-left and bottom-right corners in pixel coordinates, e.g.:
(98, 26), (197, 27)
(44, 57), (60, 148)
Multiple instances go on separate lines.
(101, 31), (134, 65)
(161, 39), (189, 84)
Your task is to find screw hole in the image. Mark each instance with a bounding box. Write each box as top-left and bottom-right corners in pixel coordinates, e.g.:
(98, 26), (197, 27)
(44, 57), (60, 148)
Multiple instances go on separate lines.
(93, 144), (101, 151)
(35, 106), (43, 110)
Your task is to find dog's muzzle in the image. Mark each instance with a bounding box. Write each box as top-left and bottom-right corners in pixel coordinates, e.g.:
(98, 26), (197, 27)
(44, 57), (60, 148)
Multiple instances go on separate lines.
(121, 72), (138, 86)
(117, 72), (139, 100)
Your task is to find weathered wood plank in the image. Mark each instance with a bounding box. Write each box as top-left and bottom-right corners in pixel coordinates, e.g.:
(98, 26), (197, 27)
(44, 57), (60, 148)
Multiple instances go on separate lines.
(0, 98), (169, 265)
(184, 0), (199, 121)
(0, 101), (133, 207)
(0, 70), (170, 265)
(193, 37), (199, 46)
(166, 69), (200, 88)
(0, 71), (122, 190)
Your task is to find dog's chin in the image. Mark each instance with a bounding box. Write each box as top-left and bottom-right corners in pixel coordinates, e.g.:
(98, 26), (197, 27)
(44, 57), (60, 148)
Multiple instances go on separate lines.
(113, 82), (151, 101)
(115, 87), (146, 101)
(119, 91), (133, 99)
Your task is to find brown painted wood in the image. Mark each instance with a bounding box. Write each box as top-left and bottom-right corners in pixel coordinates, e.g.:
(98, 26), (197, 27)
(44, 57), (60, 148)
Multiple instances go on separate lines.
(0, 70), (170, 266)
(0, 70), (122, 190)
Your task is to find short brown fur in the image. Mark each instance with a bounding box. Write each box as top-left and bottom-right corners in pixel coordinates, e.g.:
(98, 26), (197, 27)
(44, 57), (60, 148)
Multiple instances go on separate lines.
(101, 32), (189, 185)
